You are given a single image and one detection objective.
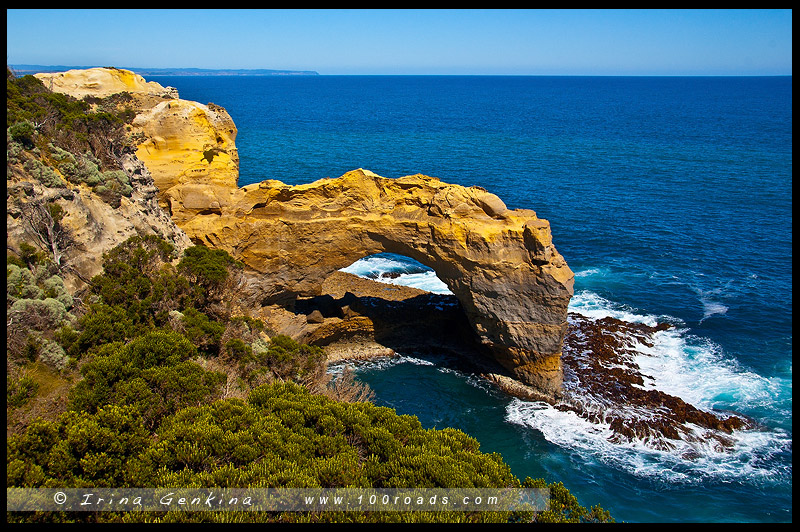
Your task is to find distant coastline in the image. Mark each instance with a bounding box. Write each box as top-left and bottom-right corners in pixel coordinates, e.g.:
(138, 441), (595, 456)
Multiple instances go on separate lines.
(8, 65), (319, 76)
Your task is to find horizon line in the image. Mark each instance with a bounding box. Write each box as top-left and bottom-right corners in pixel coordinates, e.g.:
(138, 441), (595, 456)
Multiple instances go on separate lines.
(7, 65), (792, 78)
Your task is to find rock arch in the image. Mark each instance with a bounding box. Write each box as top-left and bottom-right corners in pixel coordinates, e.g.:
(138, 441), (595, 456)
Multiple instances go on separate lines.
(165, 169), (574, 400)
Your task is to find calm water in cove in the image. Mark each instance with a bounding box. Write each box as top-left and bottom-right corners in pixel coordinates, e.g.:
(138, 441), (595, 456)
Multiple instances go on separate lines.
(149, 75), (792, 522)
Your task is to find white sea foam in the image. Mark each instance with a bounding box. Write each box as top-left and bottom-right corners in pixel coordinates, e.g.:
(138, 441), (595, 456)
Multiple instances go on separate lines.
(686, 279), (734, 323)
(551, 289), (792, 481)
(386, 271), (453, 294)
(568, 290), (671, 326)
(574, 268), (601, 278)
(340, 254), (453, 294)
(699, 299), (729, 322)
(570, 290), (783, 414)
(505, 398), (792, 484)
(328, 353), (437, 375)
(340, 255), (417, 278)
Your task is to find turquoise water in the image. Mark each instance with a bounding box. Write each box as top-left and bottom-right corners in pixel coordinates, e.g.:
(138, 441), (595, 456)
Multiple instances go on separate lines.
(149, 75), (792, 522)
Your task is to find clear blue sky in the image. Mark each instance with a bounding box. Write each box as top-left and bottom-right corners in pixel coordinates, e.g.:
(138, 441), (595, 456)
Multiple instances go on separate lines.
(6, 9), (793, 75)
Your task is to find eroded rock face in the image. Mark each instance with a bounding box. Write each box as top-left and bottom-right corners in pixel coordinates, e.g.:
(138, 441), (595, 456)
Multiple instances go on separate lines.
(33, 68), (239, 212)
(132, 99), (239, 210)
(6, 153), (193, 295)
(167, 169), (574, 399)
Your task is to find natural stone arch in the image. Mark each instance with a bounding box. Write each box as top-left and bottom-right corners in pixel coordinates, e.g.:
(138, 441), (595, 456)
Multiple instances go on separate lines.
(165, 169), (574, 401)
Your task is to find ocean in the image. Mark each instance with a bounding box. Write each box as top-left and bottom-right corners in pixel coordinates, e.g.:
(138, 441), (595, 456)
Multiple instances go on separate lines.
(148, 75), (792, 522)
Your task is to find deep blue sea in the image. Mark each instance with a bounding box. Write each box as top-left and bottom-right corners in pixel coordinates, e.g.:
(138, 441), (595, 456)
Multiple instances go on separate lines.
(149, 75), (792, 523)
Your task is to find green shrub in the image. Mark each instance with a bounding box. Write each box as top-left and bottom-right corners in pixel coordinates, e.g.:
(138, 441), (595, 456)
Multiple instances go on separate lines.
(9, 120), (35, 145)
(7, 374), (39, 409)
(9, 297), (71, 330)
(7, 404), (151, 488)
(42, 275), (73, 308)
(178, 244), (242, 289)
(69, 330), (223, 428)
(21, 157), (63, 187)
(37, 340), (69, 370)
(68, 304), (138, 358)
(7, 264), (44, 300)
(225, 337), (253, 360)
(90, 235), (198, 327)
(19, 242), (51, 269)
(7, 379), (613, 523)
(180, 307), (225, 356)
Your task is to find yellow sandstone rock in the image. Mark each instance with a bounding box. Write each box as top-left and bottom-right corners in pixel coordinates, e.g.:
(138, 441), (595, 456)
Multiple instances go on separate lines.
(132, 99), (239, 208)
(167, 168), (575, 399)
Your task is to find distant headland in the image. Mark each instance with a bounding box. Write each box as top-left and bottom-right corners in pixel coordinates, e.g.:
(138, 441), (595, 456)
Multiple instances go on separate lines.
(9, 65), (319, 76)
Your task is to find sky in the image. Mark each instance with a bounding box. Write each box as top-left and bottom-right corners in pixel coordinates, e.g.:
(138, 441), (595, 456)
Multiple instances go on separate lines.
(6, 9), (793, 75)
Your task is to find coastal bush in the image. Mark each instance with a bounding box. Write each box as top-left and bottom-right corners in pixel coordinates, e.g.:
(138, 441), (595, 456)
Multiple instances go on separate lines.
(18, 241), (52, 270)
(8, 381), (613, 523)
(90, 237), (248, 329)
(7, 282), (75, 369)
(236, 334), (326, 387)
(7, 263), (45, 301)
(522, 478), (614, 523)
(65, 304), (138, 358)
(177, 245), (244, 316)
(90, 235), (197, 327)
(7, 404), (152, 488)
(9, 297), (70, 328)
(21, 157), (64, 187)
(6, 68), (136, 189)
(68, 330), (225, 428)
(46, 144), (133, 205)
(9, 120), (36, 146)
(178, 307), (226, 356)
(37, 339), (69, 370)
(7, 374), (39, 409)
(42, 274), (73, 308)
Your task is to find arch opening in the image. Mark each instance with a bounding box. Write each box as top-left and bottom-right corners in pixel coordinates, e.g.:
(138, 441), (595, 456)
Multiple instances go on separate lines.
(338, 253), (453, 295)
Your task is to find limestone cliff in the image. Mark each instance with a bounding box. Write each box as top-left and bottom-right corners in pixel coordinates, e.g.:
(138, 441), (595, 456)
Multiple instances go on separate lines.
(132, 99), (239, 210)
(33, 67), (575, 401)
(36, 67), (240, 212)
(7, 68), (193, 293)
(6, 152), (193, 295)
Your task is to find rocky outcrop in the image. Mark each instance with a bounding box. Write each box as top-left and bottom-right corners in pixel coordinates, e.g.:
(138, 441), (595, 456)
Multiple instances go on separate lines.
(35, 67), (178, 100)
(560, 313), (752, 450)
(132, 99), (239, 210)
(34, 67), (240, 212)
(165, 169), (574, 400)
(7, 152), (192, 294)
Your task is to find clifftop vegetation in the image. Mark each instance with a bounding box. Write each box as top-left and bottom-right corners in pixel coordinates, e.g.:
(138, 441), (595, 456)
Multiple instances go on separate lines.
(7, 68), (137, 208)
